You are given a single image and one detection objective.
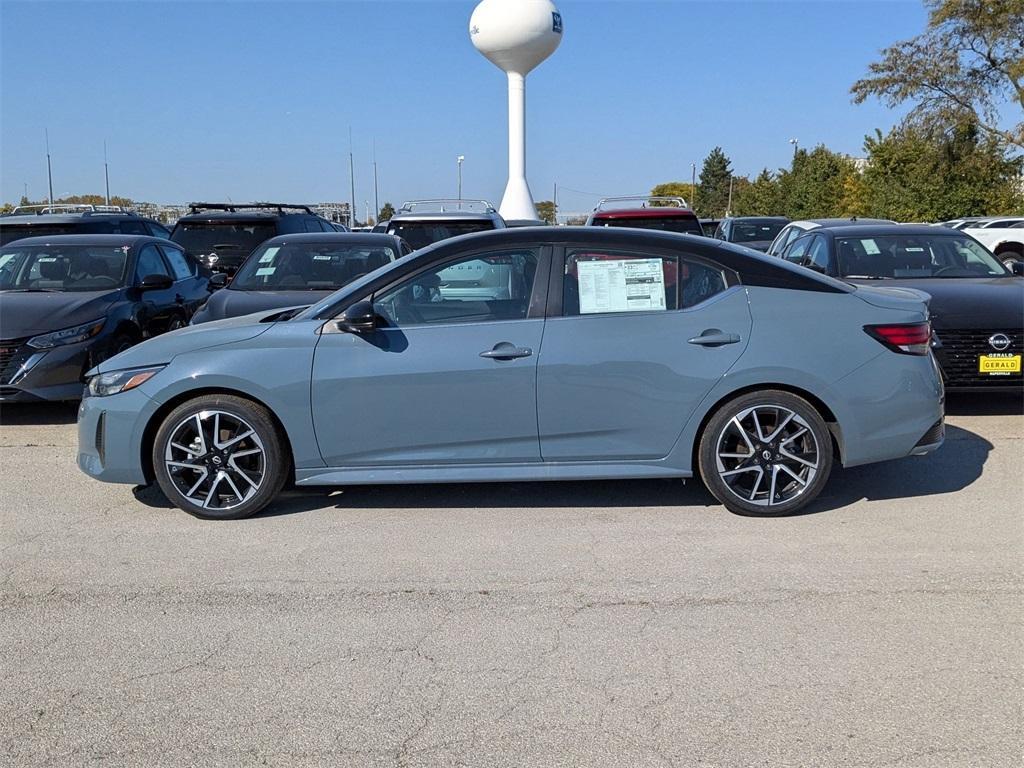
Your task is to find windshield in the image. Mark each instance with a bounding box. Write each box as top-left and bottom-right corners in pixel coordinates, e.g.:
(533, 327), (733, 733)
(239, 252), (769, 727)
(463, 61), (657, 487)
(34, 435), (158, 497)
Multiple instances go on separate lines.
(836, 234), (1009, 279)
(231, 242), (397, 291)
(0, 222), (112, 246)
(0, 244), (130, 292)
(386, 220), (494, 249)
(592, 216), (703, 235)
(731, 220), (787, 243)
(171, 221), (275, 258)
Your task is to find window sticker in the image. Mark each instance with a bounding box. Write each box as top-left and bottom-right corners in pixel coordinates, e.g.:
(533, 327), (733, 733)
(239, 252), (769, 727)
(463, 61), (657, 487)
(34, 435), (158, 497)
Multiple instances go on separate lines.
(861, 239), (880, 255)
(313, 254), (332, 261)
(258, 247), (280, 264)
(578, 258), (666, 314)
(0, 254), (14, 268)
(255, 267), (275, 276)
(904, 247), (925, 252)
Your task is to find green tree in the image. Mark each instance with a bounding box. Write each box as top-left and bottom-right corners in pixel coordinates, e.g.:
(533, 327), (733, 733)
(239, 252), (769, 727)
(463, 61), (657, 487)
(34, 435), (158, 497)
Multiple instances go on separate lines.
(535, 200), (557, 225)
(852, 0), (1024, 149)
(860, 121), (1024, 220)
(378, 202), (396, 222)
(732, 169), (783, 216)
(696, 147), (732, 217)
(649, 182), (696, 208)
(777, 146), (859, 218)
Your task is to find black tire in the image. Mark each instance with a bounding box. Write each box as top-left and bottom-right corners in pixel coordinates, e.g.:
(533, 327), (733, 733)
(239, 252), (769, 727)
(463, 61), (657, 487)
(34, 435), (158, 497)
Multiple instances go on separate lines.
(998, 251), (1021, 269)
(151, 394), (288, 520)
(698, 389), (833, 517)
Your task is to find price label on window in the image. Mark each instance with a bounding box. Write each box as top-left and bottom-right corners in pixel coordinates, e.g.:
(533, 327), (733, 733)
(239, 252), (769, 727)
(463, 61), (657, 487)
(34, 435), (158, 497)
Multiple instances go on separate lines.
(578, 259), (666, 314)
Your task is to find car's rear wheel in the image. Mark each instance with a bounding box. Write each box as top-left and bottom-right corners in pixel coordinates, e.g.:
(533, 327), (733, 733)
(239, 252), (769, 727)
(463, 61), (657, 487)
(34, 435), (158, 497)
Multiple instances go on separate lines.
(151, 395), (288, 520)
(698, 390), (833, 516)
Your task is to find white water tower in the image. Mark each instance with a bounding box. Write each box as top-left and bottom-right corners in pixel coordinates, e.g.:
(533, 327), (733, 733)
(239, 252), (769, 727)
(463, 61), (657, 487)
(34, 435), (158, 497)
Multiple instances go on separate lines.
(470, 0), (563, 223)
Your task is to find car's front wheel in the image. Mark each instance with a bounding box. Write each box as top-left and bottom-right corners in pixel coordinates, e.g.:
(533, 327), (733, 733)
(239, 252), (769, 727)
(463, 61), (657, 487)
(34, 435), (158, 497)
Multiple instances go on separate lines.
(152, 394), (288, 520)
(698, 390), (833, 516)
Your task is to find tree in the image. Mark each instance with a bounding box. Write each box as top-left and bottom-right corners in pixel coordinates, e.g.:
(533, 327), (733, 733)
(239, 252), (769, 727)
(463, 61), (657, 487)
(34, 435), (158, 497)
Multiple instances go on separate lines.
(378, 202), (396, 222)
(535, 200), (557, 225)
(696, 147), (733, 217)
(859, 121), (1024, 220)
(776, 146), (859, 218)
(851, 0), (1024, 149)
(649, 182), (696, 207)
(731, 169), (783, 216)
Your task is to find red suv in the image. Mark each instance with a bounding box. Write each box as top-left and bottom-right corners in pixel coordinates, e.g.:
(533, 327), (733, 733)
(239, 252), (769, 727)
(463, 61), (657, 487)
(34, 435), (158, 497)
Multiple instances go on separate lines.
(585, 196), (703, 235)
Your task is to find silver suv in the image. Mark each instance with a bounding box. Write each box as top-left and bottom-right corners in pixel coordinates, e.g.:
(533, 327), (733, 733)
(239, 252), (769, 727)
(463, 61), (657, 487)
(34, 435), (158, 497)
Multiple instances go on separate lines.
(384, 200), (505, 249)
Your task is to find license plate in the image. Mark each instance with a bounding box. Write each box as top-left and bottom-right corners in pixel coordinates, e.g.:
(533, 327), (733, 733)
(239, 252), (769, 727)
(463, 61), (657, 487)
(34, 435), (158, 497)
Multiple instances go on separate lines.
(978, 354), (1022, 374)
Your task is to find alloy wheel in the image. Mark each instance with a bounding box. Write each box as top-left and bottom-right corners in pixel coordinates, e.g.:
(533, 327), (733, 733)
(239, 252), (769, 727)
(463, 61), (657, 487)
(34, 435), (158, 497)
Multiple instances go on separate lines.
(163, 410), (266, 511)
(714, 405), (820, 507)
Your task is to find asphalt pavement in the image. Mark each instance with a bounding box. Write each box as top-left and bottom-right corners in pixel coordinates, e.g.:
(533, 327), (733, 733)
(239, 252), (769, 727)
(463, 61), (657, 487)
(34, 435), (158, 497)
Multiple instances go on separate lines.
(1, 393), (1021, 767)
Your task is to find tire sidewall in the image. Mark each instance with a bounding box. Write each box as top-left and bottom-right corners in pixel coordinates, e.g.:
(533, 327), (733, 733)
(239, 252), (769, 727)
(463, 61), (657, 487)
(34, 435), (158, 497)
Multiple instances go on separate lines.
(152, 394), (287, 520)
(698, 390), (834, 517)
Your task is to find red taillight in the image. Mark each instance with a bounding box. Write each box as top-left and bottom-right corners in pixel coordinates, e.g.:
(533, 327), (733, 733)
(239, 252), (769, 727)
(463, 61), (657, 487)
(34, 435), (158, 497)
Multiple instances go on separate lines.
(864, 322), (932, 355)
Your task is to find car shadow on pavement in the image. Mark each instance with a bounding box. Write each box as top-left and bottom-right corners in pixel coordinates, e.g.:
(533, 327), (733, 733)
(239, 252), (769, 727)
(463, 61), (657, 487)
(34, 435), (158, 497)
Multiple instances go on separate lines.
(0, 402), (79, 426)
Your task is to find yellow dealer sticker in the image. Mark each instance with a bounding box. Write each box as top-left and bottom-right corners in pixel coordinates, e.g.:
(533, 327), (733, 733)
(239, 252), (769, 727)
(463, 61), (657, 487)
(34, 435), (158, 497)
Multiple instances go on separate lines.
(978, 355), (1021, 374)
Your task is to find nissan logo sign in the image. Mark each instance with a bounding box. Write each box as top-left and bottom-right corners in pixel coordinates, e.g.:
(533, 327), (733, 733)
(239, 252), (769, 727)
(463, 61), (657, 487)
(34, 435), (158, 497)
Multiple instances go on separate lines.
(988, 333), (1011, 352)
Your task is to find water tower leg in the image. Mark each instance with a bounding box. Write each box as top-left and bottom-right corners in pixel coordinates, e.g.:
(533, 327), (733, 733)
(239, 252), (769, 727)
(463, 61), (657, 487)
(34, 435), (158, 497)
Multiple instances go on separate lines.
(499, 71), (539, 222)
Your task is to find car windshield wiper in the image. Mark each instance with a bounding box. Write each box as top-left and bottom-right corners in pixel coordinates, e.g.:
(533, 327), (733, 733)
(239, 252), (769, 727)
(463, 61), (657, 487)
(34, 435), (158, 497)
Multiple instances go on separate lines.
(843, 275), (892, 280)
(4, 287), (61, 292)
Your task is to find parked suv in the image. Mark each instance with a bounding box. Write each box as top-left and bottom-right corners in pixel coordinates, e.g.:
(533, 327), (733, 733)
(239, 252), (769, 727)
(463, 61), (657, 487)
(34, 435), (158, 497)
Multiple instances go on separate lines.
(169, 203), (337, 274)
(585, 196), (703, 235)
(384, 200), (505, 249)
(0, 205), (172, 246)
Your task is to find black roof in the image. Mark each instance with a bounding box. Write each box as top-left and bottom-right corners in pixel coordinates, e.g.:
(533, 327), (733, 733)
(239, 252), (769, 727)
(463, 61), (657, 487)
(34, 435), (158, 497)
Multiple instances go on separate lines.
(0, 212), (148, 225)
(819, 224), (960, 238)
(1, 234), (167, 248)
(261, 232), (403, 247)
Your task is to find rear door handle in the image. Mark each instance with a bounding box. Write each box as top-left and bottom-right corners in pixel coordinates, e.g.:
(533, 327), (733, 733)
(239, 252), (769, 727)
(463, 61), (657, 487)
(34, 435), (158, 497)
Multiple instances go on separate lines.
(687, 330), (741, 347)
(480, 342), (533, 361)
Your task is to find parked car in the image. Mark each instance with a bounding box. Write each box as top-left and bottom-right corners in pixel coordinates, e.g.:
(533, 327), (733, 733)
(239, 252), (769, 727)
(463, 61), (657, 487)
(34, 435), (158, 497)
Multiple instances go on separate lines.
(699, 218), (722, 237)
(78, 226), (943, 520)
(169, 203), (337, 275)
(778, 224), (1023, 390)
(586, 196), (703, 235)
(191, 233), (411, 324)
(962, 220), (1024, 267)
(383, 200), (505, 249)
(0, 235), (209, 402)
(713, 217), (790, 252)
(972, 216), (1024, 229)
(766, 218), (896, 257)
(938, 217), (993, 230)
(0, 204), (172, 246)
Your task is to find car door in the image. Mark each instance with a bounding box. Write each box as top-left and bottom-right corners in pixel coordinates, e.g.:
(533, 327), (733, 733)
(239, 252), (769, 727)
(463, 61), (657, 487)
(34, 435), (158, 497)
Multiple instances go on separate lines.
(310, 245), (549, 467)
(536, 244), (751, 461)
(159, 243), (206, 319)
(133, 243), (180, 336)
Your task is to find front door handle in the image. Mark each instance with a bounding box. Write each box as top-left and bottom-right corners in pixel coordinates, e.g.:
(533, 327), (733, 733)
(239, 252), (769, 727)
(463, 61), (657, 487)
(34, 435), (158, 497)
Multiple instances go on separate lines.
(687, 330), (741, 347)
(480, 342), (533, 361)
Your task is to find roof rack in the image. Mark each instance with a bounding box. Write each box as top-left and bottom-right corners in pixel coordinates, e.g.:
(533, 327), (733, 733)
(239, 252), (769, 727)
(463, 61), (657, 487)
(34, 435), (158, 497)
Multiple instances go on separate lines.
(186, 202), (316, 215)
(593, 196), (690, 212)
(11, 204), (130, 215)
(398, 199), (497, 214)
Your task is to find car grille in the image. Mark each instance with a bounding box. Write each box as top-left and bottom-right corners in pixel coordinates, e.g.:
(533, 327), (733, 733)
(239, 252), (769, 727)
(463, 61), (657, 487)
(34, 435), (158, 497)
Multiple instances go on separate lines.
(935, 329), (1022, 388)
(0, 338), (32, 385)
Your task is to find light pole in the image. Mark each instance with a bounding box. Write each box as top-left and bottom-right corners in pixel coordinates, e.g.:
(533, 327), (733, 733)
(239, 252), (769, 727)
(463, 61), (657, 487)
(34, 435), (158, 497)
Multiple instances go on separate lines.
(457, 155), (465, 201)
(104, 140), (110, 206)
(690, 162), (696, 210)
(789, 138), (799, 158)
(45, 129), (54, 207)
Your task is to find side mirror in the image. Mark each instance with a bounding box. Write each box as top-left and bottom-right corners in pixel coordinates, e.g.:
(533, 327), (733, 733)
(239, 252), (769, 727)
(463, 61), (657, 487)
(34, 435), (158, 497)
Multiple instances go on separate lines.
(208, 273), (228, 291)
(336, 300), (377, 334)
(1010, 260), (1024, 276)
(138, 273), (173, 291)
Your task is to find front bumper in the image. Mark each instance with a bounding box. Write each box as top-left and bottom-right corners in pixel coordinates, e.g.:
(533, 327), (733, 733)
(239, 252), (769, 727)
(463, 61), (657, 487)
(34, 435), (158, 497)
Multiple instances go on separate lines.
(0, 340), (93, 402)
(76, 387), (156, 485)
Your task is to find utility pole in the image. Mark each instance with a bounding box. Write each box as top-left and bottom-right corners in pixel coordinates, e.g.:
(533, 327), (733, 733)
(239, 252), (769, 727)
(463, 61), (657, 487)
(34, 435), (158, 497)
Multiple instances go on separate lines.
(104, 140), (111, 205)
(348, 127), (356, 229)
(690, 162), (696, 212)
(45, 129), (54, 207)
(365, 200), (370, 224)
(789, 138), (799, 159)
(553, 182), (557, 225)
(726, 176), (734, 217)
(457, 155), (465, 202)
(372, 139), (379, 221)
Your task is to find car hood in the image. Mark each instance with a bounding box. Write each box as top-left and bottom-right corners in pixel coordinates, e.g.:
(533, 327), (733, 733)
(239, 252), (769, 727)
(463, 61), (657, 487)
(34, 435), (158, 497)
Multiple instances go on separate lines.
(0, 289), (120, 338)
(199, 288), (325, 322)
(92, 311), (278, 374)
(869, 277), (1024, 328)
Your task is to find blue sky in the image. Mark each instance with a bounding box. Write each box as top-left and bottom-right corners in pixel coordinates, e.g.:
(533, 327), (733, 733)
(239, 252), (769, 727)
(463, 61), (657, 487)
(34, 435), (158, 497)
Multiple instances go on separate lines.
(1, 1), (928, 215)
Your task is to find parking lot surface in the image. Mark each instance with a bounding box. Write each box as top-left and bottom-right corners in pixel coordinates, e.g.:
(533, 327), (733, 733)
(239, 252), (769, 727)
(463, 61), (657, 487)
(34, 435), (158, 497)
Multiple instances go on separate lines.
(1, 394), (1021, 767)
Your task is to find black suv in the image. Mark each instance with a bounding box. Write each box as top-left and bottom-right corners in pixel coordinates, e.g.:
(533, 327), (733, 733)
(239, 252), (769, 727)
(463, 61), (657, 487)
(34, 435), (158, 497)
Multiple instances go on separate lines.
(0, 205), (172, 246)
(170, 203), (338, 274)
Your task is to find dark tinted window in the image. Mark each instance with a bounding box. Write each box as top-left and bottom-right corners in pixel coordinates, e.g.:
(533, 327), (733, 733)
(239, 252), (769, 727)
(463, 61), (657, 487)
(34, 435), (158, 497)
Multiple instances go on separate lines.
(171, 221), (276, 258)
(562, 249), (727, 316)
(729, 219), (787, 244)
(160, 245), (194, 280)
(147, 221), (172, 238)
(591, 216), (703, 235)
(0, 244), (130, 291)
(387, 219), (496, 249)
(783, 235), (812, 264)
(118, 219), (149, 235)
(0, 222), (110, 245)
(232, 241), (397, 291)
(135, 244), (171, 281)
(374, 248), (539, 327)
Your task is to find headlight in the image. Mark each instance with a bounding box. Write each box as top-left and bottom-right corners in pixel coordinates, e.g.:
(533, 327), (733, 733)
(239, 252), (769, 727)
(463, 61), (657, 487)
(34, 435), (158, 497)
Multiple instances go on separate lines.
(27, 319), (106, 349)
(87, 366), (165, 397)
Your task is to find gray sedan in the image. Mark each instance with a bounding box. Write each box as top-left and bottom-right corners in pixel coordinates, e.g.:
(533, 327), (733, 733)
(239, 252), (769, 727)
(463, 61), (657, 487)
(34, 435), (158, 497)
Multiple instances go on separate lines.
(77, 227), (944, 519)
